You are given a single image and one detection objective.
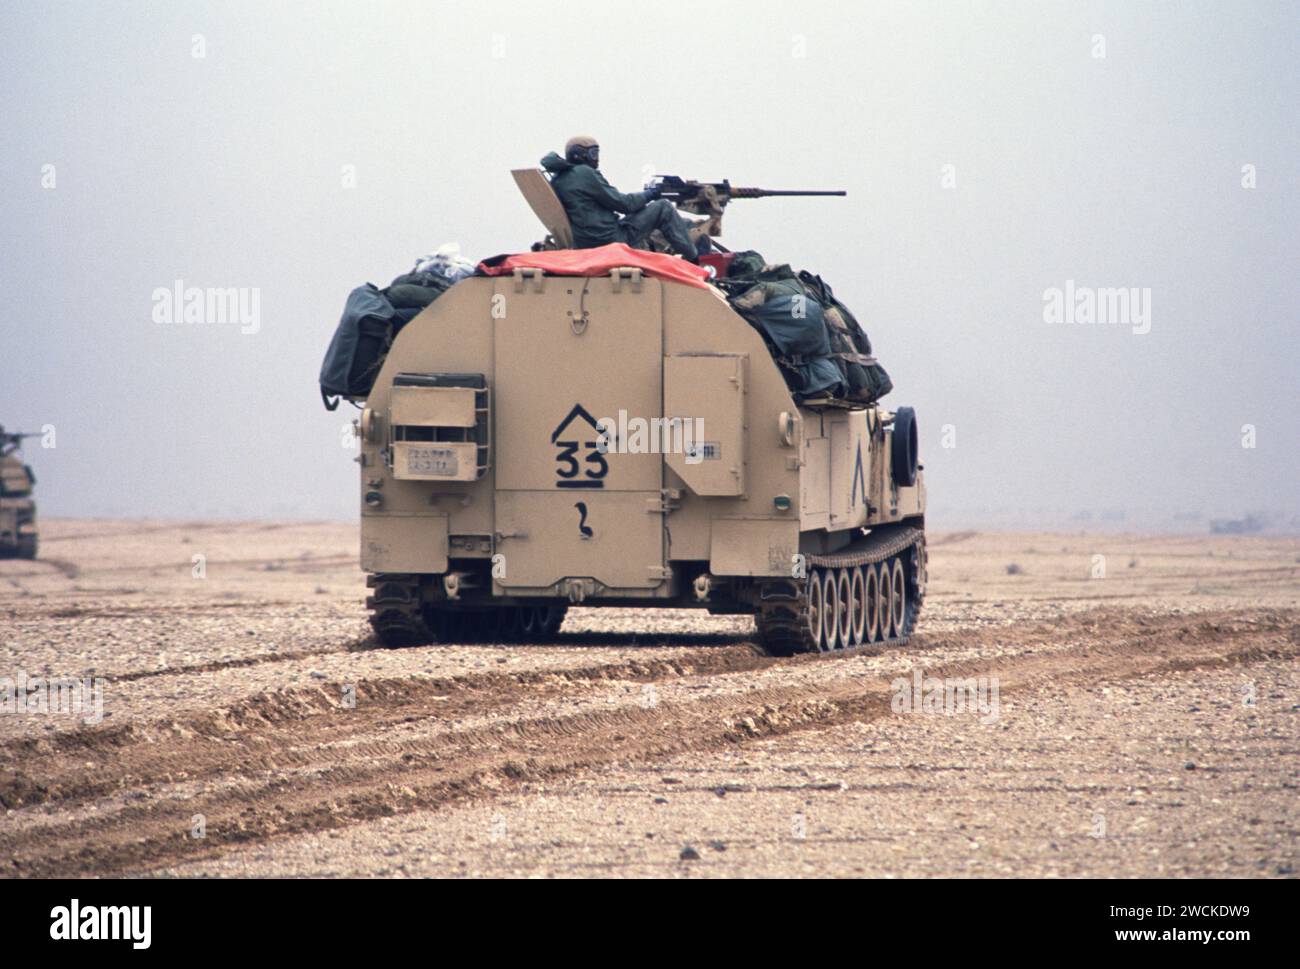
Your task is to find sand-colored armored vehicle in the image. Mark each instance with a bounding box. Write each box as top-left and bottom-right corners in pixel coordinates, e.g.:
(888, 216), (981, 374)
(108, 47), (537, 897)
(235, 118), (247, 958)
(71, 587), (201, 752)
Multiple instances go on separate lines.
(342, 174), (925, 654)
(0, 428), (39, 559)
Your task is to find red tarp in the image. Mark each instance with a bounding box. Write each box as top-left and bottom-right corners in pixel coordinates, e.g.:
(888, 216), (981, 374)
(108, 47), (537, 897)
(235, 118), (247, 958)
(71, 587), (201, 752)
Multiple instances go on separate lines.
(478, 242), (711, 289)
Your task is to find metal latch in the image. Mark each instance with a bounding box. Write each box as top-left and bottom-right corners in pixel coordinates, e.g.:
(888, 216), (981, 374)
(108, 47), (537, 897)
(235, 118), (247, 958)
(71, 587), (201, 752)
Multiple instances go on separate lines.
(609, 267), (644, 293)
(645, 488), (682, 514)
(512, 267), (545, 293)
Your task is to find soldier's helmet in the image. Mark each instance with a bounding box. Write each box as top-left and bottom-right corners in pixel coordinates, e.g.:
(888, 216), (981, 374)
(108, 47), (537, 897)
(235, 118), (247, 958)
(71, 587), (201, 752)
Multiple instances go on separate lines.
(564, 135), (600, 168)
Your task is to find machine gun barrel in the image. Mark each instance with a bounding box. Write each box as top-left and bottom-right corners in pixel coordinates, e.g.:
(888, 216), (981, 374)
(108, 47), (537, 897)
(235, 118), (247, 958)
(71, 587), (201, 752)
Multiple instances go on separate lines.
(728, 187), (847, 198)
(1, 430), (39, 450)
(650, 175), (846, 201)
(648, 175), (846, 239)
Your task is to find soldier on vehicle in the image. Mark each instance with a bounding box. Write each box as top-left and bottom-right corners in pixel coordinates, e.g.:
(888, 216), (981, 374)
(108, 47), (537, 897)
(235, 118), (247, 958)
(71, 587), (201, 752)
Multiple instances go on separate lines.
(540, 136), (702, 262)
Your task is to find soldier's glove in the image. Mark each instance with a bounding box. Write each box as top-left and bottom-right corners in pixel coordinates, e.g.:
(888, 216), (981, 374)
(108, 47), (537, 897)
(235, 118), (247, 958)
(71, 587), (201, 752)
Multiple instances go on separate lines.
(642, 184), (663, 201)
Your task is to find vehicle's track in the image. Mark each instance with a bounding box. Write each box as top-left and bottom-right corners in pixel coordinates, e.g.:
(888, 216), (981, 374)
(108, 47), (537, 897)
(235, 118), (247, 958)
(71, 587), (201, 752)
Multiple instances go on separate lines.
(1, 607), (1293, 877)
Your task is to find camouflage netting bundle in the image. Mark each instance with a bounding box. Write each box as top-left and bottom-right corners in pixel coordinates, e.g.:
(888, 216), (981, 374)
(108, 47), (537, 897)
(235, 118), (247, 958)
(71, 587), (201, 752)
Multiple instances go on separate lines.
(722, 252), (892, 405)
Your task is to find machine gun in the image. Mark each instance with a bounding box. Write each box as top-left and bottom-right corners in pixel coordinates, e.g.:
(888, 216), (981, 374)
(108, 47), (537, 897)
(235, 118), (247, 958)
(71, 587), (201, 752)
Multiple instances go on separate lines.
(647, 176), (846, 238)
(0, 428), (39, 458)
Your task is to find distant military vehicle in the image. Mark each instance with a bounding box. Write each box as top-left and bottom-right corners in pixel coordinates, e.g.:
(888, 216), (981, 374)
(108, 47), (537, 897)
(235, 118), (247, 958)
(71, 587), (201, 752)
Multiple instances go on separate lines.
(1209, 515), (1264, 535)
(339, 172), (925, 654)
(0, 428), (39, 559)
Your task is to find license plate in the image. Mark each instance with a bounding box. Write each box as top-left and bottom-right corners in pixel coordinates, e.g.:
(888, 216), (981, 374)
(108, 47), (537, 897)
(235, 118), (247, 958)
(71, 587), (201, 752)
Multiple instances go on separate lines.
(405, 446), (458, 476)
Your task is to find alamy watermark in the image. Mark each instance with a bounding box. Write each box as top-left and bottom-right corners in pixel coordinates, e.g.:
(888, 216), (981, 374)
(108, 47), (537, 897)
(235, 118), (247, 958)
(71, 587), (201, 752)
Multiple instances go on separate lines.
(1043, 280), (1150, 335)
(1, 671), (104, 725)
(152, 280), (260, 334)
(891, 669), (999, 724)
(50, 899), (150, 949)
(595, 411), (709, 465)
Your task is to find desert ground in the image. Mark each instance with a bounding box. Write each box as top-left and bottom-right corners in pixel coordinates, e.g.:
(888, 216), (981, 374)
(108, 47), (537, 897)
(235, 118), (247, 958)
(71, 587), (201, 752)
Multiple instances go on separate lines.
(0, 520), (1295, 878)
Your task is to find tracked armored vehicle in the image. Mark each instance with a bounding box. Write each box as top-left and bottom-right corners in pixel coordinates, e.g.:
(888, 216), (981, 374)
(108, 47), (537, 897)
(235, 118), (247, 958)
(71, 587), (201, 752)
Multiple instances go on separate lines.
(342, 173), (925, 654)
(0, 428), (39, 559)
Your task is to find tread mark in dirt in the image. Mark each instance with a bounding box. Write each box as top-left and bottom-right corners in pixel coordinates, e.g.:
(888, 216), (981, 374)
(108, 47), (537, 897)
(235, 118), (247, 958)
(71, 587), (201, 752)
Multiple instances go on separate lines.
(0, 608), (1293, 877)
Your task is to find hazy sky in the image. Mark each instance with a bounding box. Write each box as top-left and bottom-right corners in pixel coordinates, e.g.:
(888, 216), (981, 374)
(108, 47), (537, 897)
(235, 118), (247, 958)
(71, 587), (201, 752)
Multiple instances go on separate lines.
(2, 0), (1296, 528)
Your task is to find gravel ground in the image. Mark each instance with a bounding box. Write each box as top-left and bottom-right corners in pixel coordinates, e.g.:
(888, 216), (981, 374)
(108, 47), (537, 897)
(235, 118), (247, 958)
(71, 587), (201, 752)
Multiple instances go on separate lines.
(1, 520), (1296, 877)
(163, 662), (1297, 878)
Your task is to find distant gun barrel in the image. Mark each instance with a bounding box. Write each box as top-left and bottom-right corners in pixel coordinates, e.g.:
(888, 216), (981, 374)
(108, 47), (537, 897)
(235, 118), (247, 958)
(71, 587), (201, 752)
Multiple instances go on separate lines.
(727, 187), (847, 198)
(650, 176), (846, 201)
(648, 175), (846, 238)
(0, 430), (40, 455)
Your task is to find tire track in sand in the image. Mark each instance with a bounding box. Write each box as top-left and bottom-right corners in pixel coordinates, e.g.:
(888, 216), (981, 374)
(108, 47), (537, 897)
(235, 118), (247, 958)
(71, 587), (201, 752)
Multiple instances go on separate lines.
(0, 608), (1294, 876)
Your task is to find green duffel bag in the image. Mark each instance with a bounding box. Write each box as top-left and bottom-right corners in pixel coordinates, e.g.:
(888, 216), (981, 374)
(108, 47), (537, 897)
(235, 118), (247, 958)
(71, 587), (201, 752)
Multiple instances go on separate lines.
(384, 270), (453, 309)
(319, 284), (397, 410)
(798, 270), (893, 403)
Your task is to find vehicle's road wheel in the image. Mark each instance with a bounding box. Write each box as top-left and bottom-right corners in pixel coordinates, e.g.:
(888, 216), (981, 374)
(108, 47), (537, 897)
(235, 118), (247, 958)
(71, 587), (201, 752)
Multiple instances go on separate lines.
(518, 606), (543, 639)
(864, 564), (880, 643)
(807, 570), (825, 650)
(891, 557), (906, 637)
(835, 568), (853, 647)
(848, 566), (866, 646)
(877, 562), (894, 640)
(820, 569), (840, 651)
(537, 605), (567, 639)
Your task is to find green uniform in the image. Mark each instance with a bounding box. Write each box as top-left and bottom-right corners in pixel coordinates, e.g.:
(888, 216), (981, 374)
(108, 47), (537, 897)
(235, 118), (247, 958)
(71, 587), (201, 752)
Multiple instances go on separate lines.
(541, 152), (698, 258)
(541, 152), (648, 247)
